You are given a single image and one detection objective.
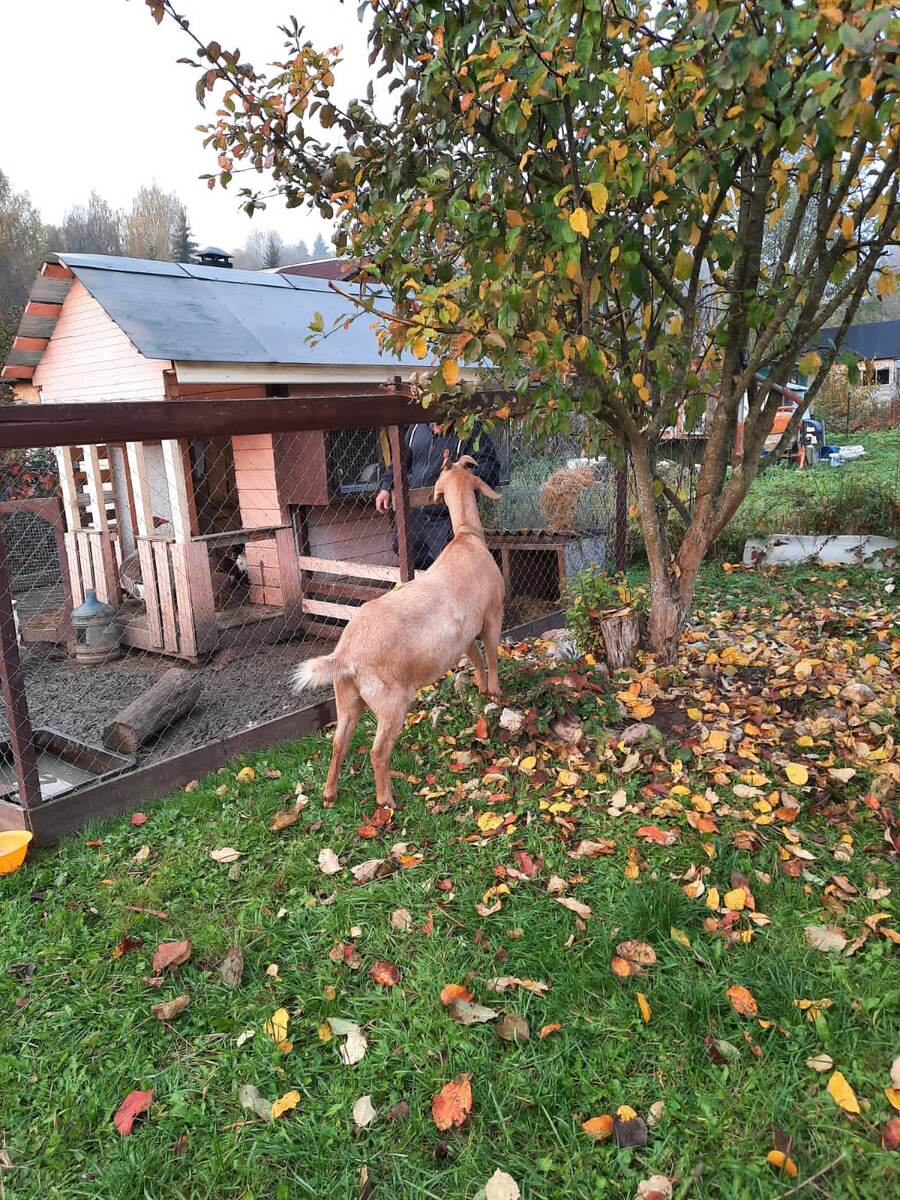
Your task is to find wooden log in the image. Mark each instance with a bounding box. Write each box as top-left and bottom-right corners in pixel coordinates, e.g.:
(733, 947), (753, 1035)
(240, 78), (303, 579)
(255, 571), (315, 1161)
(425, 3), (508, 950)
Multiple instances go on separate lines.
(102, 667), (201, 755)
(599, 609), (642, 670)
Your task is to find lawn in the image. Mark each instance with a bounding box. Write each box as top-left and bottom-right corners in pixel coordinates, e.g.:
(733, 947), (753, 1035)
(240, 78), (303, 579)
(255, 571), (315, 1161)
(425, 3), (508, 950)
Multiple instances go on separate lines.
(1, 564), (898, 1200)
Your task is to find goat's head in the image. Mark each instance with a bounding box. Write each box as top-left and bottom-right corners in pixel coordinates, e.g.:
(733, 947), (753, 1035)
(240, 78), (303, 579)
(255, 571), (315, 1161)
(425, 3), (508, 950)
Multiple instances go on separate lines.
(432, 453), (501, 503)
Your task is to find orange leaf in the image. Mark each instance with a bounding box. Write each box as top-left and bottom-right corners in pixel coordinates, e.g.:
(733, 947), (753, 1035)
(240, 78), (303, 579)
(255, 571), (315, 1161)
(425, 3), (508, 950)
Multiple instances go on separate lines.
(636, 825), (678, 846)
(611, 956), (634, 978)
(581, 1114), (614, 1140)
(726, 985), (758, 1017)
(432, 1073), (473, 1130)
(827, 1070), (860, 1114)
(539, 1023), (561, 1039)
(370, 960), (400, 987)
(151, 940), (191, 973)
(113, 1089), (154, 1136)
(440, 983), (473, 1006)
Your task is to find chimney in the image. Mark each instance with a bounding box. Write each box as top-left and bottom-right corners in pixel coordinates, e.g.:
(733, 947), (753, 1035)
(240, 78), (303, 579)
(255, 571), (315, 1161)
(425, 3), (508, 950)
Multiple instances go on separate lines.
(196, 246), (234, 269)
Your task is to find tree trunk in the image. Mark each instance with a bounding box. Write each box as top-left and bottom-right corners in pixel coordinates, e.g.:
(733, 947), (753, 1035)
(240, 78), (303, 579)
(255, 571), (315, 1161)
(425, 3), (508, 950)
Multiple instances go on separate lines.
(599, 609), (642, 669)
(645, 542), (705, 664)
(103, 666), (201, 754)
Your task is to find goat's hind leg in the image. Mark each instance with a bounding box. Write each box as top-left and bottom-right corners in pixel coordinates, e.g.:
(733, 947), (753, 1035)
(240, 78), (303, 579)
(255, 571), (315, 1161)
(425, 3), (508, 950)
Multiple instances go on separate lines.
(324, 677), (365, 804)
(368, 688), (412, 809)
(466, 641), (488, 695)
(481, 606), (503, 700)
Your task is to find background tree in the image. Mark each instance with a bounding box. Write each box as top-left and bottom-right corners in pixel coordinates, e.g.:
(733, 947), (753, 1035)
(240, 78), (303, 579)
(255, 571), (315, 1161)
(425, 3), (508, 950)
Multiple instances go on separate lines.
(124, 183), (184, 260)
(283, 237), (311, 264)
(58, 191), (123, 256)
(162, 1), (900, 652)
(0, 168), (48, 311)
(262, 229), (284, 269)
(171, 205), (198, 261)
(311, 233), (330, 260)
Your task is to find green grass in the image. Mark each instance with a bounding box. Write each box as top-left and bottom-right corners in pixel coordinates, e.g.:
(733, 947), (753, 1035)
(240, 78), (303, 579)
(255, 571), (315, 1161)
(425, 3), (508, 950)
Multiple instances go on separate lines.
(1, 564), (898, 1200)
(716, 429), (899, 559)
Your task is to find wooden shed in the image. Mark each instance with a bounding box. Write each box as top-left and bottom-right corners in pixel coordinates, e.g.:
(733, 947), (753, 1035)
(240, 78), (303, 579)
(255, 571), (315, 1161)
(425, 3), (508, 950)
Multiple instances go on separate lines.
(1, 253), (484, 659)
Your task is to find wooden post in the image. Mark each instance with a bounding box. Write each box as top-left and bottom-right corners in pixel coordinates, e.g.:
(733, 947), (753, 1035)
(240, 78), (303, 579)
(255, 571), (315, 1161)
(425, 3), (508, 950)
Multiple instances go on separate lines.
(54, 446), (81, 532)
(126, 442), (154, 537)
(388, 424), (414, 583)
(162, 439), (193, 543)
(275, 526), (303, 632)
(0, 530), (41, 811)
(82, 444), (109, 531)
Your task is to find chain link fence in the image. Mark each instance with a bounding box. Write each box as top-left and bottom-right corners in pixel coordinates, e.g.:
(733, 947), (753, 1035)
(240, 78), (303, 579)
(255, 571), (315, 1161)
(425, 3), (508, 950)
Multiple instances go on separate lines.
(0, 418), (625, 821)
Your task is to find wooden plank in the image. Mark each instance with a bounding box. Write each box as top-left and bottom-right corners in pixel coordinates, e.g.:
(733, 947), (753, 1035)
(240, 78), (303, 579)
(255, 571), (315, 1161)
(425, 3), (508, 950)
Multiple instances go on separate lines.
(64, 533), (84, 606)
(18, 316), (56, 338)
(410, 486), (440, 509)
(21, 697), (337, 844)
(0, 530), (41, 811)
(55, 447), (81, 531)
(76, 532), (95, 596)
(5, 349), (43, 367)
(388, 425), (414, 582)
(30, 277), (72, 304)
(153, 541), (179, 652)
(161, 439), (193, 543)
(89, 534), (109, 603)
(137, 538), (164, 649)
(170, 543), (197, 659)
(126, 442), (153, 537)
(301, 597), (358, 621)
(296, 554), (402, 583)
(180, 542), (217, 655)
(275, 526), (303, 628)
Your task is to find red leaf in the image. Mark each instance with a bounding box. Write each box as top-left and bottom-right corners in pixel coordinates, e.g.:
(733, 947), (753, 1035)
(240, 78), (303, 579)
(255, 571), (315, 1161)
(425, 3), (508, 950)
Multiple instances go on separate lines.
(474, 716), (488, 740)
(111, 936), (143, 960)
(514, 851), (541, 878)
(636, 825), (678, 846)
(370, 960), (400, 987)
(151, 940), (192, 973)
(114, 1088), (153, 1135)
(131, 812), (148, 826)
(432, 1073), (472, 1130)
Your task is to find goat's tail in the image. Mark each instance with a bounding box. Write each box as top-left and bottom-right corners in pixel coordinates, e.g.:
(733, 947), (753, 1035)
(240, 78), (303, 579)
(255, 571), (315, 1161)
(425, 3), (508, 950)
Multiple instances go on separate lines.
(292, 652), (353, 693)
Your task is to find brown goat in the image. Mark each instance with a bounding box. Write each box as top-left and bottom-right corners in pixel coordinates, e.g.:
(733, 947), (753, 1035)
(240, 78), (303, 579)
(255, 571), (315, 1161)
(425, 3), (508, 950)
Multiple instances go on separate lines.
(293, 455), (505, 808)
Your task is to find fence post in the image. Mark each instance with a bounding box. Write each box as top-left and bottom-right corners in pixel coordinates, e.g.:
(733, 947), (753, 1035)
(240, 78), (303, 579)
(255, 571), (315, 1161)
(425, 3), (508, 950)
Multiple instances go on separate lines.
(0, 529), (41, 811)
(614, 457), (628, 574)
(388, 425), (414, 582)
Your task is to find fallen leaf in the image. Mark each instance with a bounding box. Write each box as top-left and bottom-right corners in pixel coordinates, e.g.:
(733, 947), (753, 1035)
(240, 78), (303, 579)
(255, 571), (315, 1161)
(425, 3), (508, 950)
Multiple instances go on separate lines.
(352, 1094), (376, 1129)
(615, 1109), (648, 1148)
(484, 1169), (520, 1200)
(130, 812), (148, 826)
(636, 825), (678, 846)
(390, 907), (413, 932)
(219, 947), (244, 988)
(432, 1073), (472, 1130)
(236, 1029), (254, 1047)
(114, 1089), (153, 1135)
(237, 1083), (273, 1121)
(556, 896), (592, 918)
(271, 1090), (301, 1119)
(617, 940), (657, 968)
(883, 1117), (900, 1151)
(132, 845), (151, 864)
(582, 1114), (614, 1140)
(891, 1056), (900, 1089)
(518, 755), (537, 774)
(269, 809), (300, 832)
(636, 992), (651, 1024)
(351, 858), (385, 885)
(884, 1087), (900, 1111)
(827, 1070), (860, 1114)
(569, 839), (616, 859)
(540, 1023), (561, 1039)
(726, 985), (758, 1017)
(317, 848), (342, 876)
(448, 999), (499, 1025)
(487, 976), (549, 995)
(151, 994), (190, 1021)
(112, 936), (143, 959)
(209, 847), (242, 863)
(805, 924), (847, 953)
(341, 1029), (368, 1065)
(370, 960), (400, 987)
(647, 1100), (664, 1127)
(723, 887), (746, 911)
(235, 766), (256, 783)
(636, 1175), (672, 1200)
(387, 1100), (410, 1122)
(806, 1052), (834, 1072)
(785, 763), (809, 787)
(495, 1014), (530, 1042)
(152, 940), (191, 973)
(263, 1007), (289, 1045)
(440, 983), (473, 1006)
(766, 1150), (798, 1178)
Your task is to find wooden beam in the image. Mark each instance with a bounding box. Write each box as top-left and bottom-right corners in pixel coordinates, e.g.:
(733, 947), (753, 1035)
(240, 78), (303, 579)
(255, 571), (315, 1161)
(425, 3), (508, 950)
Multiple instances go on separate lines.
(0, 531), (41, 810)
(296, 554), (402, 583)
(388, 424), (414, 583)
(126, 442), (154, 537)
(301, 597), (359, 621)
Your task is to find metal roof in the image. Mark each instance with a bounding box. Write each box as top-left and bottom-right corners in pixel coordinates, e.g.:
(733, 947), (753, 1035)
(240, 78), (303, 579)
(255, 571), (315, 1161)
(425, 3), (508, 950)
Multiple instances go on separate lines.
(814, 319), (900, 360)
(56, 252), (420, 368)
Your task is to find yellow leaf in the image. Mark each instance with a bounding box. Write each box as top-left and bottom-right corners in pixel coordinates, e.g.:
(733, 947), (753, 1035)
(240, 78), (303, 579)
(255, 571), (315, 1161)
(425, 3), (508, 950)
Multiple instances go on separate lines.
(841, 214), (854, 241)
(586, 182), (608, 214)
(317, 1021), (333, 1043)
(569, 207), (590, 237)
(705, 730), (728, 752)
(767, 1151), (798, 1178)
(616, 1104), (637, 1120)
(670, 926), (692, 948)
(859, 74), (876, 101)
(441, 359), (460, 387)
(411, 336), (428, 360)
(674, 249), (693, 281)
(264, 1007), (289, 1045)
(519, 755), (537, 774)
(476, 811), (504, 835)
(724, 887), (746, 912)
(797, 352), (821, 378)
(235, 766), (256, 783)
(636, 992), (651, 1024)
(785, 763), (809, 787)
(609, 246), (620, 264)
(271, 1090), (301, 1119)
(827, 1071), (860, 1114)
(557, 769), (580, 788)
(705, 887), (720, 910)
(875, 270), (896, 298)
(885, 1087), (900, 1111)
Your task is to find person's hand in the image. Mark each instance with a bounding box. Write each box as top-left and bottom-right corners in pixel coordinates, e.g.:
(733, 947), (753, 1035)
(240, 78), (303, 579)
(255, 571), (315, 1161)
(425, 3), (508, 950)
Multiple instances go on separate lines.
(375, 489), (392, 513)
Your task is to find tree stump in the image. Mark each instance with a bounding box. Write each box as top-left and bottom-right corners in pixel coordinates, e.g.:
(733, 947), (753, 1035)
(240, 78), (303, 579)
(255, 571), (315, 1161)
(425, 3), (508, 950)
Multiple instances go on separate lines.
(599, 608), (642, 670)
(103, 667), (201, 755)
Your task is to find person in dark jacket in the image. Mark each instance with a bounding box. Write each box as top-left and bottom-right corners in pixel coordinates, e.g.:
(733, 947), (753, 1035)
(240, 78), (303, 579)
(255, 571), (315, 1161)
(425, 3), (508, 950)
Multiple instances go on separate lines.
(376, 422), (501, 569)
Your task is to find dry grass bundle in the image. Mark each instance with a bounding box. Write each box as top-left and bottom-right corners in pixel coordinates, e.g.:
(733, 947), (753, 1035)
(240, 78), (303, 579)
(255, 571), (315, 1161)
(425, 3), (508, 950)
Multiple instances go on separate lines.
(539, 465), (596, 530)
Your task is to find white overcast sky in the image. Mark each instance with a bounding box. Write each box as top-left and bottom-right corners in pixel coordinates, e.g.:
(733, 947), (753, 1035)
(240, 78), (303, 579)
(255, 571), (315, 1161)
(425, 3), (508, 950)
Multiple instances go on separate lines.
(0, 0), (371, 252)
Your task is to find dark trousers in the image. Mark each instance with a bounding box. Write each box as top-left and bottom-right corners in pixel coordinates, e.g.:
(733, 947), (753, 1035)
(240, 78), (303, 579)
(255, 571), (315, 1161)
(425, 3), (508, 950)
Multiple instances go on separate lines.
(392, 509), (453, 570)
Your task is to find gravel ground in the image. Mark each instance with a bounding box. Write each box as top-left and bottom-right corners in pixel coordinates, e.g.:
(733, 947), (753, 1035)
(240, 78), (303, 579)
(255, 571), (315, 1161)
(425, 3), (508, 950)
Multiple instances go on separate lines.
(9, 638), (333, 766)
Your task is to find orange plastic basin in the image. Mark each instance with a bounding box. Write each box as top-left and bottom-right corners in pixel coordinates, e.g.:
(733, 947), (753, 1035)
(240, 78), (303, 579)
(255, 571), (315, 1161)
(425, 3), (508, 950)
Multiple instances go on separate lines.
(0, 831), (33, 875)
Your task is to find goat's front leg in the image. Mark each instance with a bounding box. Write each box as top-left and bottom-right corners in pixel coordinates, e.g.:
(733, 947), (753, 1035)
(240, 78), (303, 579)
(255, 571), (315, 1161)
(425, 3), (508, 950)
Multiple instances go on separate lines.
(481, 608), (503, 700)
(369, 691), (411, 808)
(466, 641), (488, 695)
(324, 678), (364, 803)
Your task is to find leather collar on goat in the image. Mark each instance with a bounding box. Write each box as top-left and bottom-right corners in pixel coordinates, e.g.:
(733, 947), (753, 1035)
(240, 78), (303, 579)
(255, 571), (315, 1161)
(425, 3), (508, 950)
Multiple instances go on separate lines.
(454, 524), (486, 540)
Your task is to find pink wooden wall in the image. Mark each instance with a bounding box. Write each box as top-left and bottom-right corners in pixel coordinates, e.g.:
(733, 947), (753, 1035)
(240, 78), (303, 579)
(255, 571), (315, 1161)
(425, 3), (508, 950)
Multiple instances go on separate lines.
(232, 433), (286, 607)
(33, 281), (170, 403)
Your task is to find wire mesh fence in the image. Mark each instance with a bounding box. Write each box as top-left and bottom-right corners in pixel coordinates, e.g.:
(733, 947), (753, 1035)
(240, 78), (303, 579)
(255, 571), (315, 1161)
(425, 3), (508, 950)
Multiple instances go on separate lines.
(0, 415), (626, 824)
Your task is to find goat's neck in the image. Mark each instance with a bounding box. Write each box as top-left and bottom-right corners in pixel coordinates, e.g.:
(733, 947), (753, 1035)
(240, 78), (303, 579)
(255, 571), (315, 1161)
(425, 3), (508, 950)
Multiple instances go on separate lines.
(444, 487), (483, 535)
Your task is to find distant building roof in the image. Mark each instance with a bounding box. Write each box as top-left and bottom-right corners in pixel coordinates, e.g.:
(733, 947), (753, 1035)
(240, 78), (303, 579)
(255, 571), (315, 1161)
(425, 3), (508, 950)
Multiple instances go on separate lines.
(276, 258), (355, 281)
(197, 246), (232, 258)
(813, 319), (900, 360)
(4, 252), (420, 375)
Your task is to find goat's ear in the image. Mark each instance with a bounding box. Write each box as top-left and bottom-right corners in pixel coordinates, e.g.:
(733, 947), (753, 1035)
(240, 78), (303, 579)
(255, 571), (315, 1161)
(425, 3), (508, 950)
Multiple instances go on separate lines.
(474, 475), (501, 501)
(456, 454), (479, 470)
